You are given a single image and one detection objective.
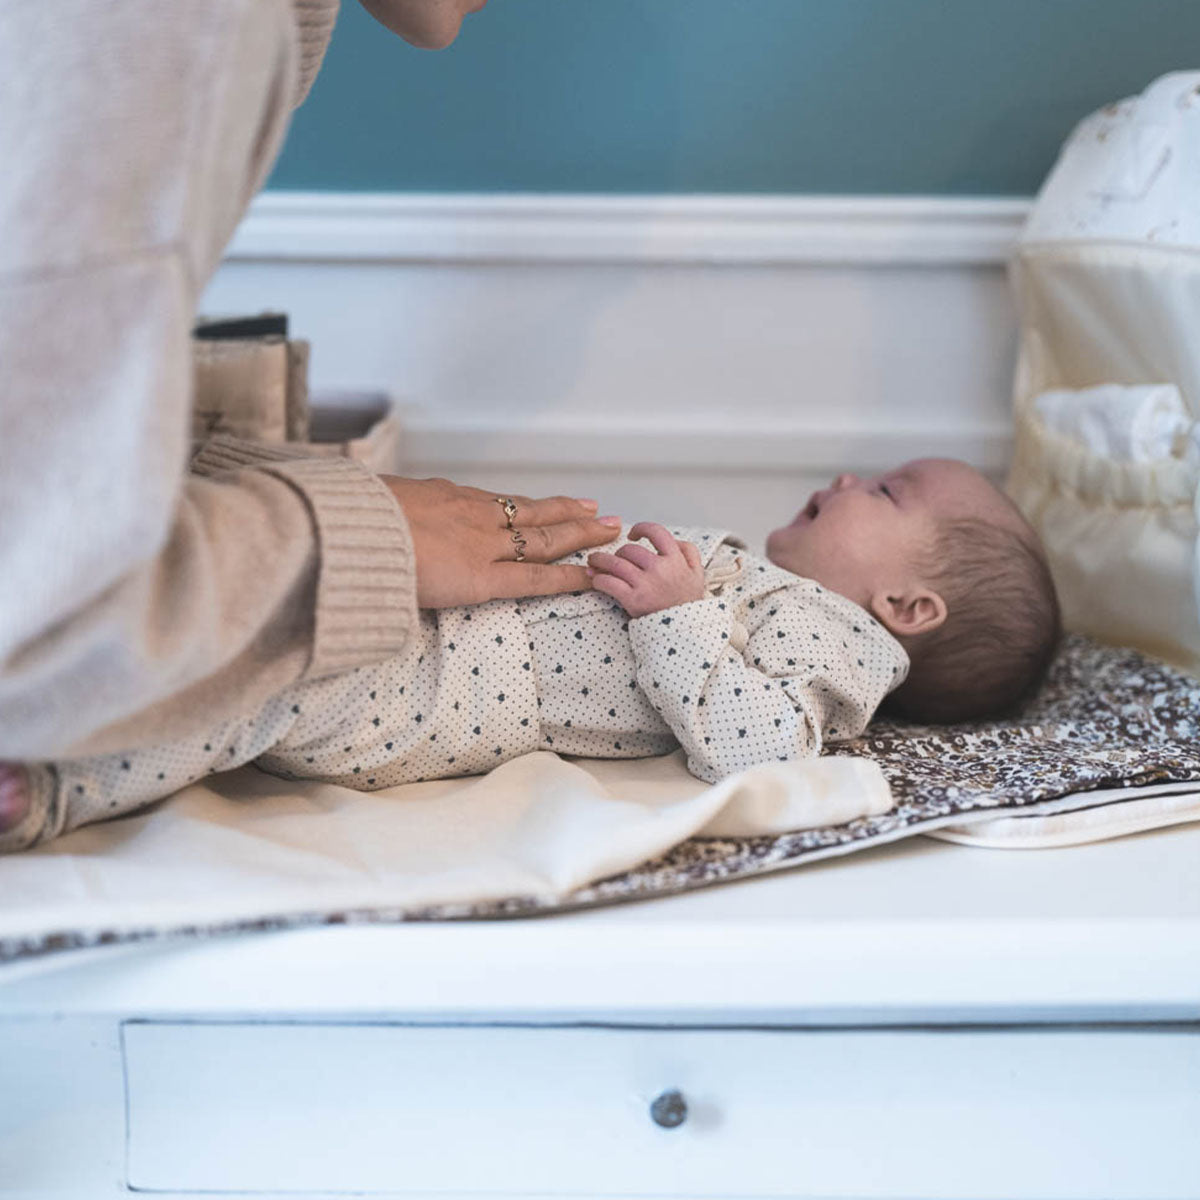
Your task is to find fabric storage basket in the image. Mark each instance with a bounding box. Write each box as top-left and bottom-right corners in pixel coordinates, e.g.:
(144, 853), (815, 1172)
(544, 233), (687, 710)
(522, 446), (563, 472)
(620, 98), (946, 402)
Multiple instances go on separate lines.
(191, 312), (401, 473)
(304, 391), (401, 475)
(1006, 71), (1200, 674)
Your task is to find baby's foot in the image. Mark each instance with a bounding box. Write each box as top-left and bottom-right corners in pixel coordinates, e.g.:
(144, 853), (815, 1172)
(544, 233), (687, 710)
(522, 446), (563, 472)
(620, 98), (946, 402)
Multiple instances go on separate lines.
(0, 763), (32, 835)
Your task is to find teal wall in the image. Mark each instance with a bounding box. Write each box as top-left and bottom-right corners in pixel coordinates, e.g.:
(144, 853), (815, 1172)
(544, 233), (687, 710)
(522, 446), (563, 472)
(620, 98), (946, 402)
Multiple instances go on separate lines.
(269, 0), (1200, 195)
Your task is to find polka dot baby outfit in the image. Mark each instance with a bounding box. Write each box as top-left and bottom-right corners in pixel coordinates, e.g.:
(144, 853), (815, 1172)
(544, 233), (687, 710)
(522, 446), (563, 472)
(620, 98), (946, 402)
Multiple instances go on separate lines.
(523, 526), (910, 781)
(5, 527), (909, 852)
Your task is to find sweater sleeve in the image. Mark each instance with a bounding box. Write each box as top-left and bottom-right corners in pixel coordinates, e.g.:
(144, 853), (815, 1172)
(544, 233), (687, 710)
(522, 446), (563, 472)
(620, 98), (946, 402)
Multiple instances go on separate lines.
(627, 591), (908, 785)
(291, 0), (340, 109)
(0, 441), (418, 761)
(193, 434), (420, 681)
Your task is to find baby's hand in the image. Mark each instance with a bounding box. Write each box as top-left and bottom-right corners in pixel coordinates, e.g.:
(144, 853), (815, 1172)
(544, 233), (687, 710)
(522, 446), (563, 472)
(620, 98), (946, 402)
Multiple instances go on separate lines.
(587, 522), (707, 617)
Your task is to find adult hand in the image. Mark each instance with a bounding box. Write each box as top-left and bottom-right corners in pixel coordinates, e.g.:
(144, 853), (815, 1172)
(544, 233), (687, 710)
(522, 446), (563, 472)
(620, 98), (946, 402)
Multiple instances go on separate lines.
(379, 475), (622, 608)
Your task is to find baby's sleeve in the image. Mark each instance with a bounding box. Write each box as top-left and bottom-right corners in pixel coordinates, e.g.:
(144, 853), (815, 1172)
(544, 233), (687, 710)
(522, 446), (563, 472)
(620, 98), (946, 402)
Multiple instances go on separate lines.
(627, 589), (907, 784)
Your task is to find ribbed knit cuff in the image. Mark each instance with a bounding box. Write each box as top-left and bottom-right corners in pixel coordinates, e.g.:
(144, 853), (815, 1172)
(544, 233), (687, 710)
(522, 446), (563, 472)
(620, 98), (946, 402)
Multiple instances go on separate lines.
(190, 432), (312, 475)
(256, 456), (418, 679)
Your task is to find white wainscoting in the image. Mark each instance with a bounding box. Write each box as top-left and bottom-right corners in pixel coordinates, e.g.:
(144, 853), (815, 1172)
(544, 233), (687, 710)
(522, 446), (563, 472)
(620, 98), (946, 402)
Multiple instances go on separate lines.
(203, 192), (1031, 547)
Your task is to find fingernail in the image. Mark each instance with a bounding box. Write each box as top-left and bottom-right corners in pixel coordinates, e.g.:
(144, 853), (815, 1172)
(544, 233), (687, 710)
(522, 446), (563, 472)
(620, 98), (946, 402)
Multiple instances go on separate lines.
(599, 515), (622, 527)
(576, 497), (599, 509)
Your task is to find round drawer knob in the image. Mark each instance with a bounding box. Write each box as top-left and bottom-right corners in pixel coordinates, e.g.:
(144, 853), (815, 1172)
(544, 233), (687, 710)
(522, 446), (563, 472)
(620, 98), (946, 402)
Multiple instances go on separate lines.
(649, 1088), (688, 1129)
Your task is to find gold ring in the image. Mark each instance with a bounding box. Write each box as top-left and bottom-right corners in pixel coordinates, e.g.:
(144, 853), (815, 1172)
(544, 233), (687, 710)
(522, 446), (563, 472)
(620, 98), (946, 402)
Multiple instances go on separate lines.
(511, 528), (527, 562)
(495, 496), (518, 530)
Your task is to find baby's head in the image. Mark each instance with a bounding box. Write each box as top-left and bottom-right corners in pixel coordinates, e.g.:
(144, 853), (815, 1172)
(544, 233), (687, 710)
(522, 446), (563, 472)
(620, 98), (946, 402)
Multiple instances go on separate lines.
(766, 458), (1061, 723)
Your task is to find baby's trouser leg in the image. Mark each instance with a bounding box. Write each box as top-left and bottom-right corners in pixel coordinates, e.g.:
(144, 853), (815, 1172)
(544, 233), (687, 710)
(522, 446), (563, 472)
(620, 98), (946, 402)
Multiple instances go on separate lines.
(0, 698), (299, 853)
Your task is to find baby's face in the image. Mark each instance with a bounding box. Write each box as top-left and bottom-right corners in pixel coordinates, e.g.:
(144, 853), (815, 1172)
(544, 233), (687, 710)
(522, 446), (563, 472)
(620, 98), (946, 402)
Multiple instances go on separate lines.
(765, 458), (1014, 611)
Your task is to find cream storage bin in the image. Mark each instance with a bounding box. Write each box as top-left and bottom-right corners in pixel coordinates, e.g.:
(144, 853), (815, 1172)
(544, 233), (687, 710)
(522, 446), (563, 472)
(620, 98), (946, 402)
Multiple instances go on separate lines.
(1006, 71), (1200, 673)
(191, 312), (401, 474)
(304, 390), (402, 475)
(192, 312), (309, 443)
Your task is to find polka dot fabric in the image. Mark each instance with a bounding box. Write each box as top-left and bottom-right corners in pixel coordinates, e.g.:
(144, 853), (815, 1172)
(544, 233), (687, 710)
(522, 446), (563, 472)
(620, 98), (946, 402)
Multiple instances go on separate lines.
(38, 693), (303, 842)
(260, 598), (543, 788)
(518, 593), (677, 763)
(627, 549), (910, 783)
(12, 527), (909, 850)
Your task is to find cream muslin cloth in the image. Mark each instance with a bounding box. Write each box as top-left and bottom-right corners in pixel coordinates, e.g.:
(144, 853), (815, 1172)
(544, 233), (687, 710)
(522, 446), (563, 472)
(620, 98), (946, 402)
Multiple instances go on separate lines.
(0, 752), (890, 949)
(1033, 383), (1198, 465)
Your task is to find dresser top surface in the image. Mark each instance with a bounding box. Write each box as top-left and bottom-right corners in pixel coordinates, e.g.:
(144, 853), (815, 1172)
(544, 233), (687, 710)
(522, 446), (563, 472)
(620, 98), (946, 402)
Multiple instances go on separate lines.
(2, 823), (1198, 1021)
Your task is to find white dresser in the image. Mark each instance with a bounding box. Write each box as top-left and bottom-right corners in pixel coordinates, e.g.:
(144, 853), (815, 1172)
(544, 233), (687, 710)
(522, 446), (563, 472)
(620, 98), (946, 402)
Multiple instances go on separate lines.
(2, 825), (1199, 1199)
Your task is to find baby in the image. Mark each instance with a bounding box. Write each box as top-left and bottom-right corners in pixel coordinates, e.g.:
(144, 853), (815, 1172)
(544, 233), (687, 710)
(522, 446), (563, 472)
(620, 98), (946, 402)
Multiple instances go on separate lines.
(0, 458), (1060, 853)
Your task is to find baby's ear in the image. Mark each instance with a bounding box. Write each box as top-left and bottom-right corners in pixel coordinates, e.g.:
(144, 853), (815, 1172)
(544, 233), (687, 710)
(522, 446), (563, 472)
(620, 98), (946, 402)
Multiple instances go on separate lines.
(868, 586), (947, 639)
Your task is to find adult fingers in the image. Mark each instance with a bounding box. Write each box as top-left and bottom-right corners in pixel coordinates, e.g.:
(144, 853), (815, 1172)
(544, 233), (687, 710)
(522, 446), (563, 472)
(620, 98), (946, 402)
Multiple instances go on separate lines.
(587, 551), (642, 587)
(379, 474), (616, 607)
(401, 481), (600, 532)
(679, 541), (702, 570)
(508, 517), (622, 562)
(486, 561), (597, 600)
(628, 521), (679, 557)
(493, 493), (603, 528)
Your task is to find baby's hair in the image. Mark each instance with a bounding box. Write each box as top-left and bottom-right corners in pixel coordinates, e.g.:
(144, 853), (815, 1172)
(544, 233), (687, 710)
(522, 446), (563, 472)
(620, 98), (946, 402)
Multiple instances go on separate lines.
(881, 512), (1061, 724)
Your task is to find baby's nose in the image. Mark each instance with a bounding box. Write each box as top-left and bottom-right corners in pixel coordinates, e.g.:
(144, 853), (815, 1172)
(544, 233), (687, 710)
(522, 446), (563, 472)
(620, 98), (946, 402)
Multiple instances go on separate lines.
(832, 473), (860, 490)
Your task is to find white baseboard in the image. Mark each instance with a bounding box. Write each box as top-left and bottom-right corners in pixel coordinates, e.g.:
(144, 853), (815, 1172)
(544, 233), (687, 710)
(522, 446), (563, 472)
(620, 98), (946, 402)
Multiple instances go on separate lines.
(205, 191), (1028, 545)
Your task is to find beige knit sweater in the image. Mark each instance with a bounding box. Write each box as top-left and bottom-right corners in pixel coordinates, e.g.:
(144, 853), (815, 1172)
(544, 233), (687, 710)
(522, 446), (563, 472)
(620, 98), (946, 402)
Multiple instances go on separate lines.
(0, 0), (418, 760)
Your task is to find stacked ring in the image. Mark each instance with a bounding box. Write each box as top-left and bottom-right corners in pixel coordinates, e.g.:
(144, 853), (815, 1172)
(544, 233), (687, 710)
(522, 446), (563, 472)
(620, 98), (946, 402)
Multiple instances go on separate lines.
(511, 530), (528, 562)
(496, 496), (518, 529)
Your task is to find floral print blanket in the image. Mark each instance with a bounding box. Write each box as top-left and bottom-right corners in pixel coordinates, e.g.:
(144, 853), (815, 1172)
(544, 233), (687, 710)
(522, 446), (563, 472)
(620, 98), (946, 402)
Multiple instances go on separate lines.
(408, 634), (1200, 919)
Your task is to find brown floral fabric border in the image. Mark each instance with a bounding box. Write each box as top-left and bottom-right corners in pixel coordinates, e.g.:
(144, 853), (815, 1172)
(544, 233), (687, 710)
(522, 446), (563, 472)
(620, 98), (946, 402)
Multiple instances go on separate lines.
(4, 635), (1198, 961)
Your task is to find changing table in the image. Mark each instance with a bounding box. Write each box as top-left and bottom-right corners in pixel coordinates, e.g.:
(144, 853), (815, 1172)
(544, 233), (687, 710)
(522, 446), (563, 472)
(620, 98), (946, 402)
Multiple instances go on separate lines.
(3, 823), (1200, 1199)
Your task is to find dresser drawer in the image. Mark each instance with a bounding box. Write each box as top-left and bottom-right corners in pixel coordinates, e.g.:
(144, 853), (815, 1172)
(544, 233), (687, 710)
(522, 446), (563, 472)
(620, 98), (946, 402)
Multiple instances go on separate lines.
(123, 1021), (1200, 1197)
